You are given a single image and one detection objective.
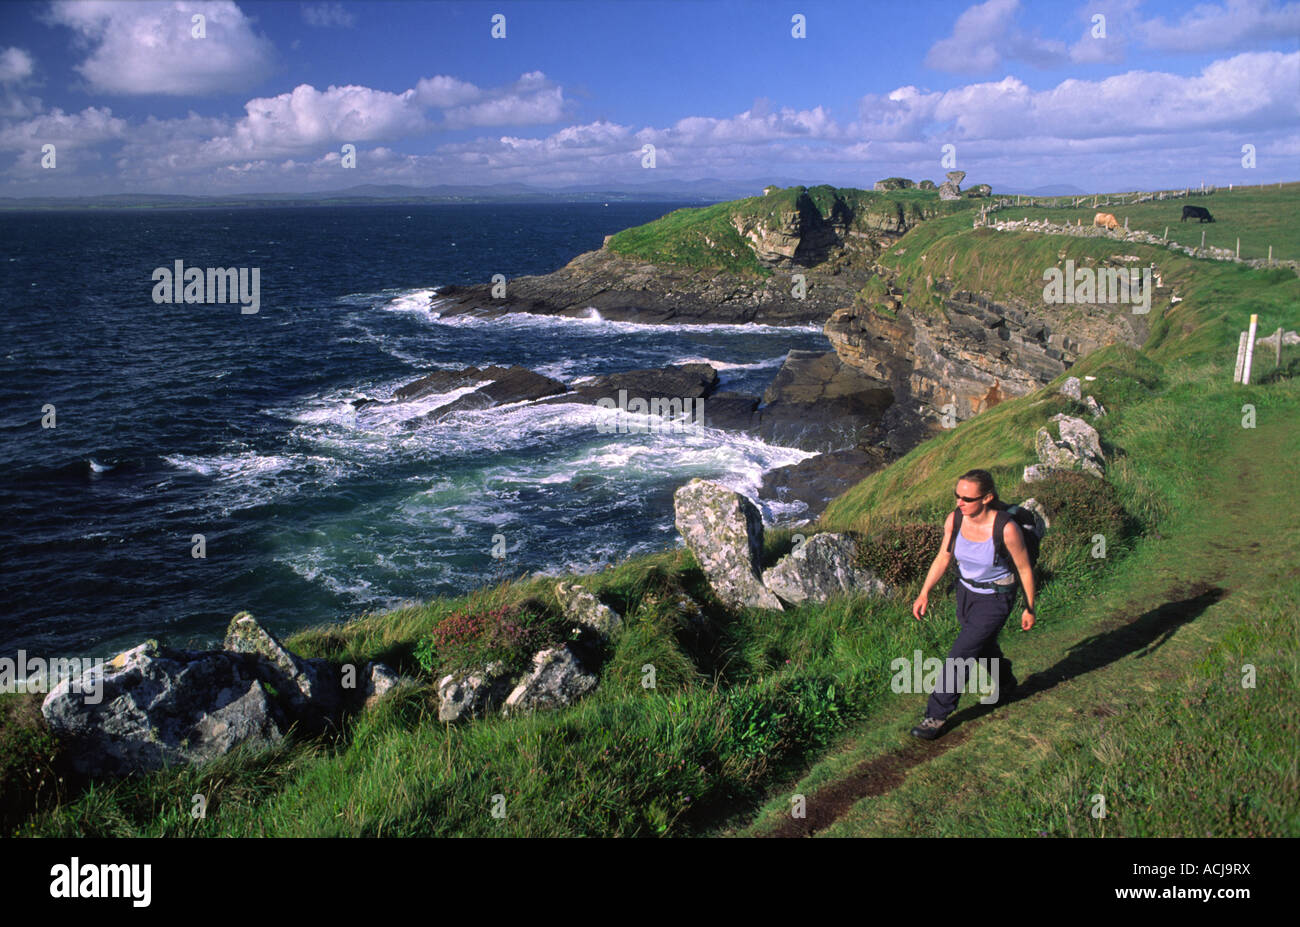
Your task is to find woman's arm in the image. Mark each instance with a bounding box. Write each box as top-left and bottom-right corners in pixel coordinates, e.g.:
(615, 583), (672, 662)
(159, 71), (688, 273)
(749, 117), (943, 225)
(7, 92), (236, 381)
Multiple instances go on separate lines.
(1003, 520), (1037, 629)
(913, 511), (955, 620)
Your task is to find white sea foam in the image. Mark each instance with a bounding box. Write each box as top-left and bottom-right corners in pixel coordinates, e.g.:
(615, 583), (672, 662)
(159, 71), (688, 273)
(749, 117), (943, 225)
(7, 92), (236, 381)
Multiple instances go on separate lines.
(670, 355), (788, 372)
(424, 309), (824, 336)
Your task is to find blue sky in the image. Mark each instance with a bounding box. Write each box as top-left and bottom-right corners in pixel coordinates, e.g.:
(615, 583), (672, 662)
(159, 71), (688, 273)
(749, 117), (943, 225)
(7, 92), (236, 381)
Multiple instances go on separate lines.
(1, 0), (1297, 195)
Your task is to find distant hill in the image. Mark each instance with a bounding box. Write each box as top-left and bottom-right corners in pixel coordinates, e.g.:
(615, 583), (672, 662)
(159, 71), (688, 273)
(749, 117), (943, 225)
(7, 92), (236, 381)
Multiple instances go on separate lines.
(0, 176), (828, 210)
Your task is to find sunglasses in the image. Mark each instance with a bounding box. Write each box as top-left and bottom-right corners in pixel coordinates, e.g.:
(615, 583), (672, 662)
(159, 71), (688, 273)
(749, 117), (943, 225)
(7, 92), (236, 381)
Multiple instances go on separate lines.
(954, 491), (989, 503)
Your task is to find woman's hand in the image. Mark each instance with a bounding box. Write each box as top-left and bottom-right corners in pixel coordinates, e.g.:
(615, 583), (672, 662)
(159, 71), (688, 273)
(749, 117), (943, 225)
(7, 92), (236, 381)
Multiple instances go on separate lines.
(1021, 609), (1036, 631)
(912, 591), (929, 621)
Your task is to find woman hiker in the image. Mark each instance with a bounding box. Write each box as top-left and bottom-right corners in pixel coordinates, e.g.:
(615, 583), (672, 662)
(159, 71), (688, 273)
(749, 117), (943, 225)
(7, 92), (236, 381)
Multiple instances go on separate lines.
(908, 469), (1036, 740)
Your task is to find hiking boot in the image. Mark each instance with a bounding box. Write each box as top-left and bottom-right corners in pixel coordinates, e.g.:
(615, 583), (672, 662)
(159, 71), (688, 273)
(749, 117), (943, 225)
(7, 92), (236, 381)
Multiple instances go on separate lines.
(910, 716), (946, 740)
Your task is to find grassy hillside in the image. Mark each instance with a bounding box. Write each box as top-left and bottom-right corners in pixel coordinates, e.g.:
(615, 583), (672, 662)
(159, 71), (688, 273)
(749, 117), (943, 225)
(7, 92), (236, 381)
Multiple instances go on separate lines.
(987, 181), (1300, 262)
(3, 188), (1297, 838)
(604, 184), (974, 277)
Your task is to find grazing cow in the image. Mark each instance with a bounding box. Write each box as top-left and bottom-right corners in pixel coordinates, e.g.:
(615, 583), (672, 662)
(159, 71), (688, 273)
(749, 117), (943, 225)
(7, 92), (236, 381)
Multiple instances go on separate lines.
(1094, 212), (1119, 230)
(1182, 205), (1215, 223)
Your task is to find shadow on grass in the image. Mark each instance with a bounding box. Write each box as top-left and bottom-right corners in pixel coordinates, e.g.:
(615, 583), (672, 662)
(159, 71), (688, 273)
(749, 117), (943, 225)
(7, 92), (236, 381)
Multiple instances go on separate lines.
(760, 580), (1226, 837)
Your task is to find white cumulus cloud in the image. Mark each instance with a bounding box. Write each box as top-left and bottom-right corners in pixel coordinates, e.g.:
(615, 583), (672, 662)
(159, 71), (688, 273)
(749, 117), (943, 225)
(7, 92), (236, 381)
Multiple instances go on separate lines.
(46, 0), (276, 95)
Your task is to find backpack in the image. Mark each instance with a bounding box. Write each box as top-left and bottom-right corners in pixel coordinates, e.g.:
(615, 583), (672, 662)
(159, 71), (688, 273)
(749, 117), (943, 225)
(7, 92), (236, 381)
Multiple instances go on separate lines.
(946, 501), (1042, 589)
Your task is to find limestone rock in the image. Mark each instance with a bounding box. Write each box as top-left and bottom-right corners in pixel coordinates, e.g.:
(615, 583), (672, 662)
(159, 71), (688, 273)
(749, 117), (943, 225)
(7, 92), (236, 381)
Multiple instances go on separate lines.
(938, 182), (962, 201)
(945, 171), (967, 187)
(41, 640), (287, 778)
(761, 533), (889, 605)
(224, 612), (341, 724)
(362, 661), (401, 709)
(1084, 395), (1107, 418)
(502, 645), (598, 715)
(673, 479), (783, 611)
(555, 582), (622, 638)
(1034, 414), (1104, 477)
(1058, 376), (1082, 400)
(437, 662), (515, 722)
(1050, 413), (1104, 463)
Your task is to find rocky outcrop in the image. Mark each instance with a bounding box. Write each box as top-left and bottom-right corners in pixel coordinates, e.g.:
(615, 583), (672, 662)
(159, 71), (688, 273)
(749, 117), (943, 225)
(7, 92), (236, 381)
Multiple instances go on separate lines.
(41, 615), (402, 777)
(537, 363), (718, 409)
(555, 582), (622, 638)
(430, 187), (958, 326)
(224, 611), (341, 728)
(437, 662), (515, 722)
(674, 480), (783, 611)
(502, 645), (599, 716)
(755, 351), (895, 451)
(1026, 414), (1105, 481)
(825, 267), (1146, 454)
(874, 177), (915, 191)
(42, 640), (285, 778)
(759, 445), (893, 518)
(761, 533), (889, 605)
(360, 364), (567, 421)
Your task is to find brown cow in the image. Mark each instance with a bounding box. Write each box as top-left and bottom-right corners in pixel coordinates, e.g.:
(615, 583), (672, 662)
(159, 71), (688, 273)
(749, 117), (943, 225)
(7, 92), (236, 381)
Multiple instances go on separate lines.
(1093, 212), (1119, 230)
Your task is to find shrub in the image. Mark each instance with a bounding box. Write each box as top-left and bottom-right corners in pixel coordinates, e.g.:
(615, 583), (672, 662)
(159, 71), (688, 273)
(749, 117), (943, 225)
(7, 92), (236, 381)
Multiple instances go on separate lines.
(1011, 470), (1128, 561)
(852, 522), (945, 588)
(414, 599), (566, 677)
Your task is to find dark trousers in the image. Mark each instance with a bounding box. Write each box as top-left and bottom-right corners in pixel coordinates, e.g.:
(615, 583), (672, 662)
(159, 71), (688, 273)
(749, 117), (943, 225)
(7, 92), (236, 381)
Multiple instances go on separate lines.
(925, 579), (1016, 721)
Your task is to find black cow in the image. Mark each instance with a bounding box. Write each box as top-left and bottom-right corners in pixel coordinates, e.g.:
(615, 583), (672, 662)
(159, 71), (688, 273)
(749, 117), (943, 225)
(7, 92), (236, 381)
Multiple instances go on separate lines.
(1182, 205), (1215, 223)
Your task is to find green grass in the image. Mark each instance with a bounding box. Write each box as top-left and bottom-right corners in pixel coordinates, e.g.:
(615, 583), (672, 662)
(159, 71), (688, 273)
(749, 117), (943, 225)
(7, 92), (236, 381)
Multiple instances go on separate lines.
(986, 181), (1300, 262)
(9, 345), (1295, 837)
(3, 183), (1298, 838)
(737, 381), (1299, 837)
(604, 184), (974, 277)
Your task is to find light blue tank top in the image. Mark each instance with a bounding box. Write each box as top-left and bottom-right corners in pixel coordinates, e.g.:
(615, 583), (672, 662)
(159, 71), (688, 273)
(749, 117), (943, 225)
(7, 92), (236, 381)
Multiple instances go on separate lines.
(954, 519), (1013, 595)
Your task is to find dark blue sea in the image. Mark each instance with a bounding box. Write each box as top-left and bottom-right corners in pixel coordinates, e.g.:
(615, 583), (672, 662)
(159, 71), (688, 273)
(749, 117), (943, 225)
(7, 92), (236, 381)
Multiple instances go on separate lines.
(0, 203), (829, 658)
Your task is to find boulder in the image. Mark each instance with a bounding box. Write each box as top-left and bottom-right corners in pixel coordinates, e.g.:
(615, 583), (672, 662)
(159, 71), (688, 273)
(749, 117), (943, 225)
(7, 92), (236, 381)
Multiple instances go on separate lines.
(1049, 413), (1104, 463)
(502, 645), (598, 715)
(761, 533), (889, 605)
(1084, 395), (1107, 418)
(938, 181), (962, 201)
(437, 662), (515, 722)
(1033, 414), (1104, 477)
(41, 640), (287, 778)
(224, 612), (341, 726)
(362, 661), (401, 709)
(555, 582), (622, 638)
(945, 171), (967, 187)
(1058, 376), (1082, 400)
(673, 480), (784, 611)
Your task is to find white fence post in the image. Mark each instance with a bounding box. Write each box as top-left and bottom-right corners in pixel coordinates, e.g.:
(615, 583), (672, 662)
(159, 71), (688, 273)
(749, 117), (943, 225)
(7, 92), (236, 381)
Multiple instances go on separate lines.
(1243, 314), (1259, 385)
(1234, 331), (1248, 383)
